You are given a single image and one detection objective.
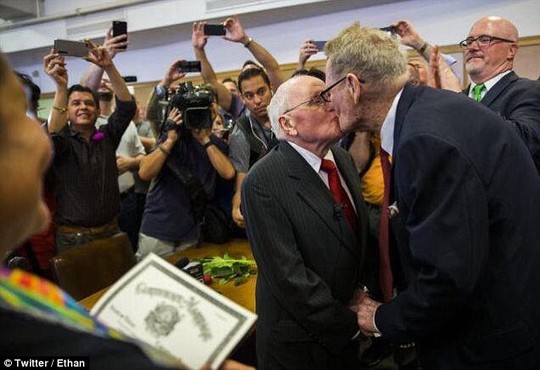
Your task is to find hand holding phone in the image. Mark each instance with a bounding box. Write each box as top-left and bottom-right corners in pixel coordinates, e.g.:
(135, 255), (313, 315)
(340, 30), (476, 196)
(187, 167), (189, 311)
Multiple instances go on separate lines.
(112, 20), (128, 49)
(204, 24), (226, 36)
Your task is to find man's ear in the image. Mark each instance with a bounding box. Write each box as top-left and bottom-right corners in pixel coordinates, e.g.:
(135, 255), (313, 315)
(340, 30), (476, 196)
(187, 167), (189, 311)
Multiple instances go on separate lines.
(346, 73), (362, 103)
(279, 115), (296, 136)
(507, 43), (519, 61)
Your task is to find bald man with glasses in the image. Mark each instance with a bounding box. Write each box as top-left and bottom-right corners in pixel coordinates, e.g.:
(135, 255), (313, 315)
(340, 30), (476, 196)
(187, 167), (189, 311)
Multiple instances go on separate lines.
(399, 17), (540, 173)
(241, 75), (369, 370)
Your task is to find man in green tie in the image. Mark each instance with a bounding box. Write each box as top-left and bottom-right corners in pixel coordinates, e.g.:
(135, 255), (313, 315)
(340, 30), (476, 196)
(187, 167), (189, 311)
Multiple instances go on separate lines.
(396, 17), (540, 174)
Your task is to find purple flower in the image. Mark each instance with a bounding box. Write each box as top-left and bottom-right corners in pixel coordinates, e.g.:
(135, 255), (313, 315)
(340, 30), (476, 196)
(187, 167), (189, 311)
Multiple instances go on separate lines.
(92, 132), (105, 141)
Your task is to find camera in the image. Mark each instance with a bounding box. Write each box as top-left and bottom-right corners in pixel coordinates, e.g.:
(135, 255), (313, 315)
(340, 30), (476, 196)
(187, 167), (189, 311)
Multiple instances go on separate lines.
(163, 82), (214, 131)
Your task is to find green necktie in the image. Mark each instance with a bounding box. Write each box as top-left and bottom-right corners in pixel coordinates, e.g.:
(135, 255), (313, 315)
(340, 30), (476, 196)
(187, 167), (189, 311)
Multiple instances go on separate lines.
(472, 83), (486, 102)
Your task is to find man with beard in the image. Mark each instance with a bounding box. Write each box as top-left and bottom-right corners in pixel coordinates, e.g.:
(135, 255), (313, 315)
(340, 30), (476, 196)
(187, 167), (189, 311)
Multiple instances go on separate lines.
(397, 17), (540, 173)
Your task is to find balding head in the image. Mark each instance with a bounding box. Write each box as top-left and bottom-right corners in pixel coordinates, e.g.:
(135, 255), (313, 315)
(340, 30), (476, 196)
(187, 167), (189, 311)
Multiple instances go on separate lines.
(470, 16), (518, 41)
(465, 16), (519, 83)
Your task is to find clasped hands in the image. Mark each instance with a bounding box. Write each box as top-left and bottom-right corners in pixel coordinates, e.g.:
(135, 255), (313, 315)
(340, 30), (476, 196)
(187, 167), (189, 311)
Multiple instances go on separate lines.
(348, 287), (383, 337)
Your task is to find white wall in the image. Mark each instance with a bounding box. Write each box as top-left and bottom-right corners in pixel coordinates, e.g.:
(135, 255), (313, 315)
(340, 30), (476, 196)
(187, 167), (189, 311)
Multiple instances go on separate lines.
(7, 0), (540, 93)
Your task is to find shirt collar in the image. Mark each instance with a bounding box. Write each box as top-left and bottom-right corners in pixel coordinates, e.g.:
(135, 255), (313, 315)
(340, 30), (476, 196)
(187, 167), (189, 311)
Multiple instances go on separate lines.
(288, 141), (336, 173)
(469, 70), (512, 95)
(380, 88), (404, 156)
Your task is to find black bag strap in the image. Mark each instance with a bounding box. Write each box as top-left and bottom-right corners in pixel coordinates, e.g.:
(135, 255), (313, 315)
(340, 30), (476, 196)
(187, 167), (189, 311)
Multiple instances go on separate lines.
(164, 159), (208, 223)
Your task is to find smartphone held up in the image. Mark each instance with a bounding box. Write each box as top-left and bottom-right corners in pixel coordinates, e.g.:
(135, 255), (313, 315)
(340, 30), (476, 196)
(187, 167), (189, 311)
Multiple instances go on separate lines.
(53, 39), (90, 58)
(112, 20), (128, 49)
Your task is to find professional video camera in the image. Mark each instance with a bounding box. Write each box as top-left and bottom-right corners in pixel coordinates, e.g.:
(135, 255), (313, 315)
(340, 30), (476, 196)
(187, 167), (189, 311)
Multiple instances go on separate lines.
(162, 82), (214, 131)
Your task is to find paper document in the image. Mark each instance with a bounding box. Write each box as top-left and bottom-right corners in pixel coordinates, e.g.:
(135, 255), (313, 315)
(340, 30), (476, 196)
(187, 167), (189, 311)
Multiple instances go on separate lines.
(91, 253), (257, 369)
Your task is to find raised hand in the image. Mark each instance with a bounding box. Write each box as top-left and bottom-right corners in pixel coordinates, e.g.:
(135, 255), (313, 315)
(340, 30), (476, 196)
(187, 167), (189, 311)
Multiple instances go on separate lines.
(192, 22), (209, 50)
(85, 39), (113, 69)
(223, 17), (248, 44)
(103, 26), (128, 59)
(43, 50), (68, 88)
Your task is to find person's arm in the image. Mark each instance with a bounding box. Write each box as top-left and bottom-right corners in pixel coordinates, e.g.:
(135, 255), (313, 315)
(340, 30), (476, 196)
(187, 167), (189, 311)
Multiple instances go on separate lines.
(191, 129), (235, 180)
(223, 16), (284, 90)
(43, 50), (69, 133)
(139, 136), (157, 152)
(296, 39), (318, 72)
(232, 172), (246, 228)
(192, 22), (234, 112)
(138, 108), (182, 181)
(395, 20), (434, 62)
(80, 27), (128, 91)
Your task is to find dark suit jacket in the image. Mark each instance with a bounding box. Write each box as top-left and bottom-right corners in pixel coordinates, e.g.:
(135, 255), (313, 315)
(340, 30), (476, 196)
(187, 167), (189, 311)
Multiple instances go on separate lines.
(242, 142), (368, 370)
(465, 71), (540, 173)
(376, 85), (540, 369)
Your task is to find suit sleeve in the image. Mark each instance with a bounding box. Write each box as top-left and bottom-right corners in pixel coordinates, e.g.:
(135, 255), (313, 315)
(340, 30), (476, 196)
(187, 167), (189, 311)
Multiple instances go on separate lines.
(375, 134), (490, 343)
(242, 171), (358, 354)
(499, 82), (540, 168)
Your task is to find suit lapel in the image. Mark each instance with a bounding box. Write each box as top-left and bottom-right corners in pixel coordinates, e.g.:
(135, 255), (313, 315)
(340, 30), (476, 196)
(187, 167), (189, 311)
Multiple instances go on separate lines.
(280, 142), (359, 256)
(480, 71), (517, 107)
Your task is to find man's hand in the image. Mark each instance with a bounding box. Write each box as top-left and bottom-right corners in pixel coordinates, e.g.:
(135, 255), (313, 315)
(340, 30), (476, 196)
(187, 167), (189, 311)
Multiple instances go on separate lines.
(103, 26), (128, 59)
(223, 17), (249, 45)
(395, 20), (425, 50)
(357, 295), (382, 337)
(232, 204), (245, 228)
(192, 22), (209, 50)
(43, 50), (68, 88)
(116, 155), (135, 175)
(160, 60), (187, 89)
(165, 108), (183, 143)
(428, 45), (462, 92)
(191, 127), (212, 145)
(85, 39), (113, 70)
(297, 40), (318, 70)
(348, 286), (369, 313)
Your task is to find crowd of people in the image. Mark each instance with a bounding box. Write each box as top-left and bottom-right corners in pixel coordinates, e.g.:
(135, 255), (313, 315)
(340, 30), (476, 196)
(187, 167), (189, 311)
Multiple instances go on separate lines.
(1, 12), (540, 370)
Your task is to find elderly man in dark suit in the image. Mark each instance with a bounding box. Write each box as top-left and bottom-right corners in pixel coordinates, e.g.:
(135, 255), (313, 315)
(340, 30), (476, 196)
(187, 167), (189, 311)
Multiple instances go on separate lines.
(323, 23), (540, 369)
(241, 75), (368, 370)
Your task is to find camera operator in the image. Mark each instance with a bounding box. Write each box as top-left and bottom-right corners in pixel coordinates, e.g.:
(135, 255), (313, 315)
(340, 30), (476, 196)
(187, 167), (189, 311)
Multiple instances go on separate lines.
(136, 77), (235, 259)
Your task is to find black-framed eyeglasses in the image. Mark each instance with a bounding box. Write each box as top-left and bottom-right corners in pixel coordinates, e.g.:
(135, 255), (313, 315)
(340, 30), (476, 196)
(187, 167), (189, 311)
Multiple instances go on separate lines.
(319, 76), (347, 103)
(283, 93), (327, 115)
(459, 34), (516, 49)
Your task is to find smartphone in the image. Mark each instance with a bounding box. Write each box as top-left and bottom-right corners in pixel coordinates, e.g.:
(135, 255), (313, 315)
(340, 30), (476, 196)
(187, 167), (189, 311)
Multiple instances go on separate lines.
(380, 25), (397, 35)
(112, 20), (128, 49)
(54, 39), (90, 58)
(312, 40), (327, 52)
(204, 24), (226, 36)
(178, 60), (202, 73)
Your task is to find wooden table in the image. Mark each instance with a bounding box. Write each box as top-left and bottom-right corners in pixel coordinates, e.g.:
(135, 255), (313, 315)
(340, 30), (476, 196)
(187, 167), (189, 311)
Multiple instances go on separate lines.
(79, 238), (256, 312)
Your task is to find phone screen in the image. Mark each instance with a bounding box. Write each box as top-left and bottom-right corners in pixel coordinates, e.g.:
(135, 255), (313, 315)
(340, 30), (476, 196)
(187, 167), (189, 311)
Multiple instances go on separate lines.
(178, 61), (202, 73)
(54, 39), (90, 58)
(112, 21), (128, 49)
(204, 24), (226, 36)
(313, 40), (327, 52)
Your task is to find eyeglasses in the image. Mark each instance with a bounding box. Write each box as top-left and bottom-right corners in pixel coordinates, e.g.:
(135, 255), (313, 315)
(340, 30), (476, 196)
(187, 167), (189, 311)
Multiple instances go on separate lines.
(319, 75), (366, 102)
(319, 76), (347, 103)
(459, 34), (516, 49)
(283, 93), (327, 115)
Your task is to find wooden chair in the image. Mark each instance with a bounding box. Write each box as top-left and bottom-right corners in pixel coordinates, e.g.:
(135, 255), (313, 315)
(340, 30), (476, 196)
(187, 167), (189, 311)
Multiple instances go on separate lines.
(51, 232), (136, 301)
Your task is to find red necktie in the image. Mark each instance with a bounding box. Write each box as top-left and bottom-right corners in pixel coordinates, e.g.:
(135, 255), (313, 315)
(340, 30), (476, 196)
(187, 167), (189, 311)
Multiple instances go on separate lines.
(320, 159), (357, 232)
(379, 149), (394, 302)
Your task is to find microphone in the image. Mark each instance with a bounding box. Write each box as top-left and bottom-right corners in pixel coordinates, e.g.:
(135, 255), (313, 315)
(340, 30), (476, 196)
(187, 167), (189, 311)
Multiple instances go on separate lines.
(174, 256), (190, 269)
(333, 203), (344, 219)
(174, 257), (204, 283)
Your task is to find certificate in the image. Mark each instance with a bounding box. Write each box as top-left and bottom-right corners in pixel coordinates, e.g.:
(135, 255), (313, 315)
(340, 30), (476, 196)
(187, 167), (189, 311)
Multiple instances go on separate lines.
(91, 253), (257, 370)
